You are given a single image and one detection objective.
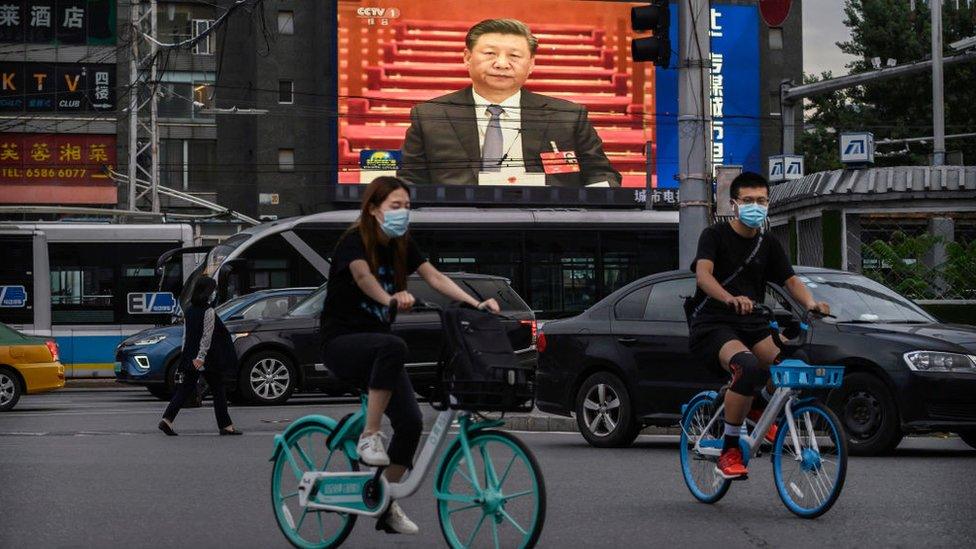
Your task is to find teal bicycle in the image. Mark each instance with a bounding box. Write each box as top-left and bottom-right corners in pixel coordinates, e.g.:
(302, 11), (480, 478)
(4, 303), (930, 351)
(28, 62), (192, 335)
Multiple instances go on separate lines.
(679, 304), (849, 518)
(269, 302), (546, 548)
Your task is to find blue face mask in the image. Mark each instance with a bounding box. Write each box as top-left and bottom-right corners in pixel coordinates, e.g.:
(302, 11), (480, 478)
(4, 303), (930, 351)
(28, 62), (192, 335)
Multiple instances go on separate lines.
(380, 208), (410, 238)
(737, 202), (768, 229)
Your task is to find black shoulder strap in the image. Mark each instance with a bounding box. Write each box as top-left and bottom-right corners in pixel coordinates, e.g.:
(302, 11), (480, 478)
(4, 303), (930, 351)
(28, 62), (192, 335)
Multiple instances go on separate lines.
(689, 233), (764, 320)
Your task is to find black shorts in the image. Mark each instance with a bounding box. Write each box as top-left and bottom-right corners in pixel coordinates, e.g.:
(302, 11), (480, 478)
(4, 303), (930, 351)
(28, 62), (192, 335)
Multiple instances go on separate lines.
(689, 322), (773, 376)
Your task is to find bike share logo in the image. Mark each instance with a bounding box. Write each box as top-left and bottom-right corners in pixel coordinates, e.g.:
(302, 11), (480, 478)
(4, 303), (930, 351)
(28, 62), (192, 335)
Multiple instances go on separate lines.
(127, 292), (177, 314)
(0, 285), (27, 308)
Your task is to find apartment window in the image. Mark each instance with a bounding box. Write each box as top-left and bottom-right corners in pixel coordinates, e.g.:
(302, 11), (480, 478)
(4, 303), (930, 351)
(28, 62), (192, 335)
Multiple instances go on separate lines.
(158, 81), (215, 120)
(192, 19), (214, 54)
(277, 11), (295, 35)
(160, 139), (217, 190)
(279, 80), (294, 104)
(278, 149), (295, 172)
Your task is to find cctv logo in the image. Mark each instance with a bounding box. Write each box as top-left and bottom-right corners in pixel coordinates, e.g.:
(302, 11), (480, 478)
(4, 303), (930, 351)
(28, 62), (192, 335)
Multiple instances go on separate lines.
(356, 7), (401, 18)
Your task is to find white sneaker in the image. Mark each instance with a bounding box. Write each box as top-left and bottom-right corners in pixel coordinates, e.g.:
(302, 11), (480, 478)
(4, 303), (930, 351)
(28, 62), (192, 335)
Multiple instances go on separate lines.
(377, 501), (419, 535)
(357, 431), (390, 466)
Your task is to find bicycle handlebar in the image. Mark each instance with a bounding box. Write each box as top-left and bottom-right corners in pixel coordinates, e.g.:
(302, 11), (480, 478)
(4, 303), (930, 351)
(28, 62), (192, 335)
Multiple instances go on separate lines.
(736, 301), (834, 357)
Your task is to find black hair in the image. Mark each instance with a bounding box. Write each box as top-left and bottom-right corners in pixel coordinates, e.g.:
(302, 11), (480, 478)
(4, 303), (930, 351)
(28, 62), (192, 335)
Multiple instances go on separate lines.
(729, 171), (770, 200)
(190, 276), (217, 307)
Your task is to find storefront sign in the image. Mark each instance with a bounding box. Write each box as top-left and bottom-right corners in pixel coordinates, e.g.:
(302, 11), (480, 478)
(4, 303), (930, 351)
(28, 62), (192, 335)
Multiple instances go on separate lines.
(0, 1), (116, 45)
(0, 62), (115, 112)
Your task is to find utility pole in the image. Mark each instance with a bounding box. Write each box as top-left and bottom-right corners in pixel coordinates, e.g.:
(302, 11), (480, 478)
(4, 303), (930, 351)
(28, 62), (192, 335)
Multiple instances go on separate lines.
(678, 0), (712, 269)
(127, 0), (160, 213)
(779, 49), (976, 154)
(931, 0), (946, 166)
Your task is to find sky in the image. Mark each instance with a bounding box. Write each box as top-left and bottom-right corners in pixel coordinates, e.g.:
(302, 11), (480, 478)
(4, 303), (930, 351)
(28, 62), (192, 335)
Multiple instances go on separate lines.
(802, 0), (859, 76)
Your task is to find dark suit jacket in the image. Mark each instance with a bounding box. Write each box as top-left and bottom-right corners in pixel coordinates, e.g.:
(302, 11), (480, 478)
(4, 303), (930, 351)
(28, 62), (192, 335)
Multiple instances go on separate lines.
(397, 87), (621, 187)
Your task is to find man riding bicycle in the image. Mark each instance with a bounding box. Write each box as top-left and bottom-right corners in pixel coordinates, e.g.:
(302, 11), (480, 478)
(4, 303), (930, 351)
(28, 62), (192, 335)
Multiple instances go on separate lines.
(687, 172), (830, 480)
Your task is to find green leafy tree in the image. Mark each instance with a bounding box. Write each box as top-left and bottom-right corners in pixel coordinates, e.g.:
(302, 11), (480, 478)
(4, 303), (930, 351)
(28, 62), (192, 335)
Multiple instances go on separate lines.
(799, 1), (976, 172)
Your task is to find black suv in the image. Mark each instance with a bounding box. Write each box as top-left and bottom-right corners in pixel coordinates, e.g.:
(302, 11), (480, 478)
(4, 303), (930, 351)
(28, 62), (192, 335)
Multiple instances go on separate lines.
(226, 273), (537, 405)
(536, 267), (976, 455)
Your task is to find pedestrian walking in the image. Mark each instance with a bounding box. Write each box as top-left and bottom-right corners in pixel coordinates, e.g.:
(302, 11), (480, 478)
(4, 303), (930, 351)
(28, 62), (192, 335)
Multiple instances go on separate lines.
(158, 276), (242, 436)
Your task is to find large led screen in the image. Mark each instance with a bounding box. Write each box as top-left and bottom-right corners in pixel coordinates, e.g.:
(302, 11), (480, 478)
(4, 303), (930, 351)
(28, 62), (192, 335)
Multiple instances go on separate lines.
(335, 0), (761, 190)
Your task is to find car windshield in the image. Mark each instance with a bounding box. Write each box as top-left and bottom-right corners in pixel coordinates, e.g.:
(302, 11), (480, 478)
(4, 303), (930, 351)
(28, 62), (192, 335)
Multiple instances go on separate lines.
(795, 273), (934, 324)
(287, 286), (327, 317)
(215, 295), (248, 319)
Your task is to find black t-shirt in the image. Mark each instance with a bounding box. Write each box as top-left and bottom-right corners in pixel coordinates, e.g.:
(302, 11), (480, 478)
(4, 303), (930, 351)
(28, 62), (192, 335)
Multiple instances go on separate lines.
(320, 230), (426, 343)
(688, 222), (795, 327)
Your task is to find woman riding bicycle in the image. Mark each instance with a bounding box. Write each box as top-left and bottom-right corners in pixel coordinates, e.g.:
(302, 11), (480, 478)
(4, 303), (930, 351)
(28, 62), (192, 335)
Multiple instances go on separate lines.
(319, 176), (500, 536)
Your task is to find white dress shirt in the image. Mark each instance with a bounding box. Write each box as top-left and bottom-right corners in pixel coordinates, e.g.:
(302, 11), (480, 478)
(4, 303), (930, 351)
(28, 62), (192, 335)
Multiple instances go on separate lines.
(472, 89), (525, 170)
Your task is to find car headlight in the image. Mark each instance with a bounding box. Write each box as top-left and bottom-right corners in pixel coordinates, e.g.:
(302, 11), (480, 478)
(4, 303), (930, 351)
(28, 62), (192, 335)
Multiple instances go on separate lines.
(903, 351), (976, 373)
(132, 335), (167, 346)
(231, 332), (250, 342)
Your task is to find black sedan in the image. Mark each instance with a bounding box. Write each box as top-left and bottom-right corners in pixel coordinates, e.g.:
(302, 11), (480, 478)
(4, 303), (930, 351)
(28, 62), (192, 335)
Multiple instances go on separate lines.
(226, 272), (537, 405)
(535, 267), (976, 455)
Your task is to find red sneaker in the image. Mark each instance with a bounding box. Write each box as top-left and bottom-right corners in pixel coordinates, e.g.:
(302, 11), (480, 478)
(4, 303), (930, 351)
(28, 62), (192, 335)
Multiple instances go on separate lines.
(716, 447), (749, 479)
(747, 409), (778, 444)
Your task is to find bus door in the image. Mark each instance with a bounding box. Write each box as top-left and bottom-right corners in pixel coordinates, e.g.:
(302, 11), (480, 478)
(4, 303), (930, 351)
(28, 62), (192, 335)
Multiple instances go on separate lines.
(0, 230), (49, 335)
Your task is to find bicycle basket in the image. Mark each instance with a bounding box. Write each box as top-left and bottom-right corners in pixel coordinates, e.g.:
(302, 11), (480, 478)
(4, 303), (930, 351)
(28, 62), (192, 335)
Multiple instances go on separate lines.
(436, 304), (535, 413)
(770, 359), (845, 389)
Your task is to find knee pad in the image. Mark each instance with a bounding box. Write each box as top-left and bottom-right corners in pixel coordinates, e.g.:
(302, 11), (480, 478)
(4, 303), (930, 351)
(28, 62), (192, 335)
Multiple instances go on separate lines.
(728, 352), (769, 396)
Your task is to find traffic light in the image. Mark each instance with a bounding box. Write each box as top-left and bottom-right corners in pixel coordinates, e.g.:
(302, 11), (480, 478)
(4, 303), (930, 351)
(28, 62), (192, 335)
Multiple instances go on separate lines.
(631, 1), (671, 67)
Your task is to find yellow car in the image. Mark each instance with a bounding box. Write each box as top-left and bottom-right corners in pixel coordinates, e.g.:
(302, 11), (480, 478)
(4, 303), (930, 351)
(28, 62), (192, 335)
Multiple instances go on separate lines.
(0, 323), (65, 411)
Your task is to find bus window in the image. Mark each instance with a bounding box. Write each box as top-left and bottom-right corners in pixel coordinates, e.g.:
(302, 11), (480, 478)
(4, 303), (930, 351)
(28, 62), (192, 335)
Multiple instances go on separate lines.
(527, 231), (597, 318)
(415, 230), (523, 294)
(50, 244), (115, 324)
(50, 242), (183, 324)
(0, 234), (34, 325)
(237, 233), (325, 292)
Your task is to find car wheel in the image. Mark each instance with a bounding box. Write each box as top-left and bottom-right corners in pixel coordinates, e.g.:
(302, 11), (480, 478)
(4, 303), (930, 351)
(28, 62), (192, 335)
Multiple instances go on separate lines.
(957, 430), (976, 450)
(239, 351), (296, 405)
(0, 367), (22, 412)
(830, 372), (903, 456)
(575, 371), (639, 448)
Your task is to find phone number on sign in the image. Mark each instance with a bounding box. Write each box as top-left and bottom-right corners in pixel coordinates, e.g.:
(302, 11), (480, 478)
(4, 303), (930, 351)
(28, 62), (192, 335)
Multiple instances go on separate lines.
(22, 168), (88, 178)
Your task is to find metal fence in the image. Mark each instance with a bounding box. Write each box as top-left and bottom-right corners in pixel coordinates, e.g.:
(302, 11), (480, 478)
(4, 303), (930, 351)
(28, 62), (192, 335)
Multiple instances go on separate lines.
(784, 211), (976, 300)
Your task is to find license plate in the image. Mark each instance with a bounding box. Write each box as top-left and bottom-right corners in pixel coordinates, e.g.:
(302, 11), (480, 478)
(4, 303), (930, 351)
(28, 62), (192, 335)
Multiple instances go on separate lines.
(114, 361), (122, 374)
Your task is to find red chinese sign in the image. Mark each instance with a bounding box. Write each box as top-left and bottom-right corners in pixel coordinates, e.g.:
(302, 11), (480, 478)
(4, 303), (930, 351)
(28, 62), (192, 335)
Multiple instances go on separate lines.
(0, 133), (116, 204)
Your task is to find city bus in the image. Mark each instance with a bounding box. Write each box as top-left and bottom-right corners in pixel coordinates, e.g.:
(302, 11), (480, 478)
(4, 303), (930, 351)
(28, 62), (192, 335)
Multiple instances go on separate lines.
(0, 223), (196, 377)
(171, 209), (679, 319)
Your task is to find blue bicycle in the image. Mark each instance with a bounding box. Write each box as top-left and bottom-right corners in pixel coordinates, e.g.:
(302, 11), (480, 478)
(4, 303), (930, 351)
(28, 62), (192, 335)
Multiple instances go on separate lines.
(679, 304), (848, 518)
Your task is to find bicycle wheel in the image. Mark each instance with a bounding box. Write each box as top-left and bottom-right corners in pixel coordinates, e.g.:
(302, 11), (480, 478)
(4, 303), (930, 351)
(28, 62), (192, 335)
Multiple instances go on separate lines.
(772, 401), (848, 518)
(679, 396), (732, 503)
(435, 430), (546, 549)
(271, 422), (358, 548)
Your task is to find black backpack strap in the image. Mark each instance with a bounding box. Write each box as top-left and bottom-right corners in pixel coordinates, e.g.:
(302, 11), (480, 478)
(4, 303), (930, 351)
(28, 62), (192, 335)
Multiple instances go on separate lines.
(688, 233), (764, 321)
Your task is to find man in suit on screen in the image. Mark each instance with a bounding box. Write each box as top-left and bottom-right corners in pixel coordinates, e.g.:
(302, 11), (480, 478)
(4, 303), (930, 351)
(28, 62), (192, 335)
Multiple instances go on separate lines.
(396, 18), (621, 187)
